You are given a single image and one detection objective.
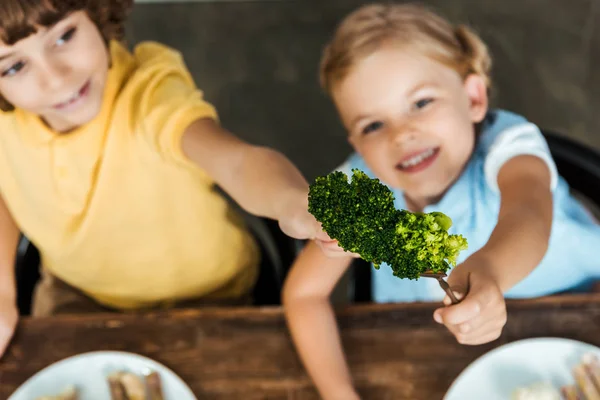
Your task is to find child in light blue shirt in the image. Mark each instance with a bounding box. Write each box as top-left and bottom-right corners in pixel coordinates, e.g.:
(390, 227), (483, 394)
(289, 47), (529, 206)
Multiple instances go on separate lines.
(282, 4), (600, 399)
(341, 109), (600, 303)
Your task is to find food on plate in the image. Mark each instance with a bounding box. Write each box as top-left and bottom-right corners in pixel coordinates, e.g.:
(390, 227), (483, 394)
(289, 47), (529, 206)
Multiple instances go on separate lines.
(560, 385), (580, 400)
(111, 372), (146, 400)
(145, 371), (165, 400)
(573, 363), (600, 400)
(108, 370), (165, 400)
(582, 353), (600, 392)
(37, 369), (165, 400)
(511, 381), (561, 400)
(35, 385), (78, 400)
(565, 353), (600, 400)
(511, 352), (600, 400)
(108, 372), (129, 400)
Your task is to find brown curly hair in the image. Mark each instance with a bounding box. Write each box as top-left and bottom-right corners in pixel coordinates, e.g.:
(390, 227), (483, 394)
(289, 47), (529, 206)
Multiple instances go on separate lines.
(0, 0), (134, 111)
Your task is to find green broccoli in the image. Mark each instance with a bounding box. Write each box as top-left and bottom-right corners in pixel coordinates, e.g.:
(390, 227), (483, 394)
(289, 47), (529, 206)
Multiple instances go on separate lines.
(308, 169), (468, 280)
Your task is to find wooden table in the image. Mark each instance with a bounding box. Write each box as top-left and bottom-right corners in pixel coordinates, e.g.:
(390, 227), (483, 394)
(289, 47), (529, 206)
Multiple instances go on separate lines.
(2, 294), (600, 399)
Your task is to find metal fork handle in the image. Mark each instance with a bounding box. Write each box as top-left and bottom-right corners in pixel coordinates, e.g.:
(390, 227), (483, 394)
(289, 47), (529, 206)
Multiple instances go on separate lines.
(420, 272), (460, 304)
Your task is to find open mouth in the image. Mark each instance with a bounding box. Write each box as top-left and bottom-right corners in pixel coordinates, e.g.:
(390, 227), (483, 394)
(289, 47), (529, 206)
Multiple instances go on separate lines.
(53, 80), (91, 110)
(395, 147), (440, 173)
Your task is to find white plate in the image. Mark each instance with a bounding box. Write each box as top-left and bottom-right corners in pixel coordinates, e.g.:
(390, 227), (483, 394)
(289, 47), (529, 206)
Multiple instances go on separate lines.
(444, 337), (600, 400)
(8, 351), (198, 400)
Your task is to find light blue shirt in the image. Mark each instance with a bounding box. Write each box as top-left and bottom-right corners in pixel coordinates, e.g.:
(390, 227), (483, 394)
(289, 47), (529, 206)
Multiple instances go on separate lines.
(337, 109), (600, 303)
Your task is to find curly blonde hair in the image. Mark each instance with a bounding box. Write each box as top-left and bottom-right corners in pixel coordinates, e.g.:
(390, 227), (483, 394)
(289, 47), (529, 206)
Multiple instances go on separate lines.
(0, 0), (134, 111)
(320, 3), (492, 95)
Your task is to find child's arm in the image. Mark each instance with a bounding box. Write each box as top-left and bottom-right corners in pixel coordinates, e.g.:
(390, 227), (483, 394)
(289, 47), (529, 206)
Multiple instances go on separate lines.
(283, 241), (360, 400)
(0, 193), (21, 358)
(434, 155), (553, 344)
(181, 117), (322, 240)
(133, 49), (323, 241)
(475, 154), (553, 289)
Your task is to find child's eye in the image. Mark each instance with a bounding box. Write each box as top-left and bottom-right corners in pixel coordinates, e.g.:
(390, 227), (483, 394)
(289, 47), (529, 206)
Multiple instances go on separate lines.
(414, 98), (434, 110)
(56, 27), (77, 46)
(362, 121), (384, 135)
(1, 61), (25, 77)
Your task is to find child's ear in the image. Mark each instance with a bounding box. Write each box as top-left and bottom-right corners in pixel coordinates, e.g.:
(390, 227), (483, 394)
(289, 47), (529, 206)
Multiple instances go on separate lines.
(463, 74), (488, 123)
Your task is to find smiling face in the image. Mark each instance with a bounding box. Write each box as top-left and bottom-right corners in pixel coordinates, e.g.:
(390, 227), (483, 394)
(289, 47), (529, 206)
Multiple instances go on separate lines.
(0, 11), (109, 132)
(332, 44), (488, 208)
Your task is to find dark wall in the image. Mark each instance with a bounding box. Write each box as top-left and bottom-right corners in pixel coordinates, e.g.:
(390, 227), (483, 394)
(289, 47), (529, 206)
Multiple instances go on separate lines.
(126, 0), (600, 182)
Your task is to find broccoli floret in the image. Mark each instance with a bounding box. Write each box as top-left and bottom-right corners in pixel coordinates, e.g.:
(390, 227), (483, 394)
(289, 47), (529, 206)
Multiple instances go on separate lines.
(308, 169), (468, 280)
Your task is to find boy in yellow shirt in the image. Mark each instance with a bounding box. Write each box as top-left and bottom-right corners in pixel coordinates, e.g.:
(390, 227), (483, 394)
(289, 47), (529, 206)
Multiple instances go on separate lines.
(0, 0), (329, 357)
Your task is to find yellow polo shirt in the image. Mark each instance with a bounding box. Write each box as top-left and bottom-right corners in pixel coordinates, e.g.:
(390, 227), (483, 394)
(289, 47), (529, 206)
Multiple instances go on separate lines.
(0, 41), (259, 309)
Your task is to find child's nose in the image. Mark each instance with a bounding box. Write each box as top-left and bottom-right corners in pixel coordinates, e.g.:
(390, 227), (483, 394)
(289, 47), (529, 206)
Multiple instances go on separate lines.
(391, 125), (417, 145)
(36, 61), (70, 91)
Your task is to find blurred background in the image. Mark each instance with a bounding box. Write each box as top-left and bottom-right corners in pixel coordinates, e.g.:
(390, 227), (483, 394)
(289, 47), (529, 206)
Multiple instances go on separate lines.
(127, 0), (600, 182)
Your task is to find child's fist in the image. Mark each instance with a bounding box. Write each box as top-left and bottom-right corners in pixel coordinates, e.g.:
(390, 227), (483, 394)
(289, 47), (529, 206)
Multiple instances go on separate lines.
(433, 256), (507, 345)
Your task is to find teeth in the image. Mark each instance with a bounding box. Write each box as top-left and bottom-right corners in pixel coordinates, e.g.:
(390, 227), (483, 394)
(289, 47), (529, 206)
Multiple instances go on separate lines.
(64, 92), (80, 104)
(400, 149), (435, 168)
(57, 87), (83, 107)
